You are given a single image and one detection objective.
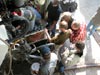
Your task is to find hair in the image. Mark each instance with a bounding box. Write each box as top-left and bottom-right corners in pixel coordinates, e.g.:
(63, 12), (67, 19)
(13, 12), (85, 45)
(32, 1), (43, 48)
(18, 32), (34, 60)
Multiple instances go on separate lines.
(61, 12), (72, 22)
(75, 41), (85, 57)
(60, 20), (68, 29)
(71, 20), (81, 29)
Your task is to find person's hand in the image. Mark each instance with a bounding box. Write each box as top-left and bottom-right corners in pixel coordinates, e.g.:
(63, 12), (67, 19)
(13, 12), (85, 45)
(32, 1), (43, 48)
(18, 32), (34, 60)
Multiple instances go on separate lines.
(44, 28), (48, 33)
(32, 70), (39, 75)
(61, 47), (69, 57)
(44, 28), (51, 41)
(69, 29), (72, 34)
(70, 43), (75, 49)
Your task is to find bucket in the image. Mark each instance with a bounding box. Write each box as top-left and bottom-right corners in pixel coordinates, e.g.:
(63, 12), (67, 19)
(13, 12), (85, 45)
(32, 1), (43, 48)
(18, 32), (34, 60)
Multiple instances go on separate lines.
(31, 62), (40, 75)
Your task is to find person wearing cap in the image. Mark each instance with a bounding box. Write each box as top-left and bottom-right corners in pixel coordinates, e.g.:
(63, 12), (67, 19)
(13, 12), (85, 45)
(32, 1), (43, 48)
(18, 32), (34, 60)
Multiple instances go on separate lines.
(39, 46), (58, 75)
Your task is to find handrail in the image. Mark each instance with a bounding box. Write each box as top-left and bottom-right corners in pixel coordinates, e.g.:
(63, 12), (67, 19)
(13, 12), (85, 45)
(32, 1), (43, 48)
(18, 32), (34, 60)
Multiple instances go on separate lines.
(65, 63), (100, 71)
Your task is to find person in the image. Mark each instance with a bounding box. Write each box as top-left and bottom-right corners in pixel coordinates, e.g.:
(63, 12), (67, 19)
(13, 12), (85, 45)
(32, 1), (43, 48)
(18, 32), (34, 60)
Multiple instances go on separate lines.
(87, 7), (100, 38)
(45, 0), (61, 37)
(61, 12), (74, 29)
(39, 45), (58, 75)
(45, 20), (72, 45)
(58, 41), (85, 74)
(45, 20), (72, 56)
(56, 11), (86, 31)
(56, 12), (74, 31)
(70, 20), (86, 44)
(57, 12), (86, 49)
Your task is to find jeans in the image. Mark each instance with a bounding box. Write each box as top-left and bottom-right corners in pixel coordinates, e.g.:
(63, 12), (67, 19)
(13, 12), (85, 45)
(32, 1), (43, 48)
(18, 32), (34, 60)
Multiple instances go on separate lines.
(51, 24), (56, 37)
(59, 61), (65, 73)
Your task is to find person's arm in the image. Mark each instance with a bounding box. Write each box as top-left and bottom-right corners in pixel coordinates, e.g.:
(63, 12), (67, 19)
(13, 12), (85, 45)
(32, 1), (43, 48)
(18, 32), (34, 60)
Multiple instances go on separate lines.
(68, 29), (73, 35)
(44, 28), (52, 42)
(65, 54), (75, 64)
(64, 50), (76, 64)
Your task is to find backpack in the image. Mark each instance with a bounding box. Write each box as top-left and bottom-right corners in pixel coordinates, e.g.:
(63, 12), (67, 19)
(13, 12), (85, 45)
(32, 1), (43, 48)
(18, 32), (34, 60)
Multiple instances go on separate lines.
(60, 0), (77, 12)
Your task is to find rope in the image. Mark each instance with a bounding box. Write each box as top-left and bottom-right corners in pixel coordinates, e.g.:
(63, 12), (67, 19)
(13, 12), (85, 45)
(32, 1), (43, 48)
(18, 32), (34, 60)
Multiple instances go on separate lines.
(0, 38), (14, 75)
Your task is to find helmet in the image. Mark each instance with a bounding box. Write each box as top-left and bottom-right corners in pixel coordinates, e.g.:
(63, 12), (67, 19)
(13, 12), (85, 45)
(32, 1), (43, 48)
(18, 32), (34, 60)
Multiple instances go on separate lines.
(11, 16), (30, 40)
(19, 8), (34, 21)
(12, 0), (26, 7)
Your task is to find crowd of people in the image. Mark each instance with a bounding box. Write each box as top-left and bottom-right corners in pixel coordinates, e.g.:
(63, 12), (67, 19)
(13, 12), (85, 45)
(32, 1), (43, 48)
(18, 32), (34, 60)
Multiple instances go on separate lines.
(37, 0), (100, 75)
(4, 0), (100, 75)
(29, 0), (85, 75)
(29, 0), (87, 75)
